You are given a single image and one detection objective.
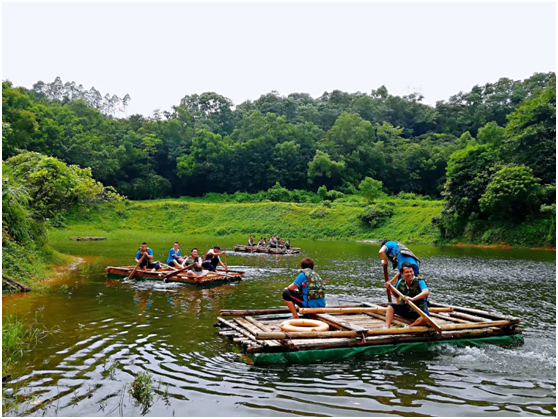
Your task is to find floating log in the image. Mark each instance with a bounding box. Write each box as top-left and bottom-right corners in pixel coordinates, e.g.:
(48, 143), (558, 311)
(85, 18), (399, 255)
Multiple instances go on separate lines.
(2, 275), (31, 292)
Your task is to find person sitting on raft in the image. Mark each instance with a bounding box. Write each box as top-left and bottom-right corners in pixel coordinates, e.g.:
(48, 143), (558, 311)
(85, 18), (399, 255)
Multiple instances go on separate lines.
(203, 245), (226, 272)
(248, 235), (254, 246)
(269, 236), (277, 248)
(167, 242), (184, 268)
(183, 248), (204, 273)
(282, 257), (326, 318)
(285, 239), (291, 249)
(385, 262), (430, 329)
(135, 242), (161, 271)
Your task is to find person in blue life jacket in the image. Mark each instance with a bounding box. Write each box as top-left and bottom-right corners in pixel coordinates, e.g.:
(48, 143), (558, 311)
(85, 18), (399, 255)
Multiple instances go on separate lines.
(379, 239), (420, 277)
(385, 262), (430, 328)
(167, 242), (184, 268)
(135, 242), (161, 271)
(282, 257), (326, 318)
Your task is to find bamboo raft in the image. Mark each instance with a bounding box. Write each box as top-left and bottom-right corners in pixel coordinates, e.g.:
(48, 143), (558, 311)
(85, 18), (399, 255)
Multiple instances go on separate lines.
(214, 302), (523, 364)
(106, 266), (245, 284)
(233, 245), (301, 254)
(69, 236), (107, 241)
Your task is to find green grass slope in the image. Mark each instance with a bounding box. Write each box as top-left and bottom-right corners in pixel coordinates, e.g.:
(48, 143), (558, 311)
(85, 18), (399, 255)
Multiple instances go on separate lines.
(50, 198), (443, 244)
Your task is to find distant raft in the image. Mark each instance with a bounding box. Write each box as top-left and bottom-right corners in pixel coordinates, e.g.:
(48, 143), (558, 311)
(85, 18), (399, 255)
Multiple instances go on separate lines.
(106, 265), (244, 285)
(215, 302), (523, 365)
(233, 245), (301, 254)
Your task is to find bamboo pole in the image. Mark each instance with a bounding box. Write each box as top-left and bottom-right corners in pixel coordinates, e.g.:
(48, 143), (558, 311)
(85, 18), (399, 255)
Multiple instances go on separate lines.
(244, 316), (273, 333)
(162, 262), (196, 280)
(430, 302), (518, 321)
(128, 254), (146, 280)
(383, 264), (392, 303)
(389, 284), (442, 333)
(299, 307), (454, 315)
(219, 305), (362, 317)
(217, 317), (258, 343)
(254, 319), (518, 340)
(247, 326), (518, 351)
(311, 313), (369, 333)
(430, 313), (471, 324)
(449, 311), (493, 323)
(234, 319), (272, 347)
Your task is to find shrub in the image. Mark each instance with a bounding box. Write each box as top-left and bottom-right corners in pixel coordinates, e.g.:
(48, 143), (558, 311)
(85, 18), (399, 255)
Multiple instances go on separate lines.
(359, 203), (394, 228)
(266, 182), (292, 202)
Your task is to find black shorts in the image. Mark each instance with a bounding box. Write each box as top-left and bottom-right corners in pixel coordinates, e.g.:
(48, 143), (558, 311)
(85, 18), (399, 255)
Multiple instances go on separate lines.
(282, 288), (304, 307)
(202, 261), (216, 271)
(139, 259), (160, 270)
(390, 303), (429, 320)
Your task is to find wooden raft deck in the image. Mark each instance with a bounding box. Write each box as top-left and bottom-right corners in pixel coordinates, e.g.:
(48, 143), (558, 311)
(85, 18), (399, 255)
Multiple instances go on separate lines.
(106, 266), (244, 285)
(233, 245), (301, 254)
(214, 302), (522, 363)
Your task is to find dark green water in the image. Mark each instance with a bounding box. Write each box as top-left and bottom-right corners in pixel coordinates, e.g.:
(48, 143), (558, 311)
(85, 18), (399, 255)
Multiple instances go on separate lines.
(2, 236), (556, 416)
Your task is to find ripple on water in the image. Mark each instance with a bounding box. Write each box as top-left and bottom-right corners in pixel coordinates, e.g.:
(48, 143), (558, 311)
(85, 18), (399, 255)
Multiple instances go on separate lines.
(2, 244), (555, 416)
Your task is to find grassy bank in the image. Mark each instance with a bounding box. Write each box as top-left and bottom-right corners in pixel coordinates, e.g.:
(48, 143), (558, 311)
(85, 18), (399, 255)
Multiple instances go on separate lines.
(2, 238), (76, 292)
(49, 197), (443, 244)
(48, 195), (556, 248)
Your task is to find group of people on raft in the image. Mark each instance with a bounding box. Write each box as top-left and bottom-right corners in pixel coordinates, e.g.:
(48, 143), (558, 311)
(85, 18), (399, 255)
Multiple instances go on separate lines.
(135, 242), (227, 274)
(248, 235), (291, 249)
(282, 239), (427, 329)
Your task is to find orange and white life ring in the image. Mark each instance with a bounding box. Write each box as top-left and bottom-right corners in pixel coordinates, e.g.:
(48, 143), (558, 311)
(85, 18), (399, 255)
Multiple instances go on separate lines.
(280, 319), (329, 332)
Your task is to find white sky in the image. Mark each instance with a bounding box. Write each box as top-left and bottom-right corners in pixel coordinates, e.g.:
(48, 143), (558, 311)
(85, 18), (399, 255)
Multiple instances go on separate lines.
(2, 1), (556, 116)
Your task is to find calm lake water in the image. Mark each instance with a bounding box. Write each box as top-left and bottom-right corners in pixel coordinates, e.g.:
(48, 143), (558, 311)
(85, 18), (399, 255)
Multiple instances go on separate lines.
(2, 236), (556, 416)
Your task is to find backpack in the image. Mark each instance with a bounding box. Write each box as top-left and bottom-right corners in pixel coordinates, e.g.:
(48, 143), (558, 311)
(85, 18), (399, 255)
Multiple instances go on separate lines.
(301, 268), (325, 300)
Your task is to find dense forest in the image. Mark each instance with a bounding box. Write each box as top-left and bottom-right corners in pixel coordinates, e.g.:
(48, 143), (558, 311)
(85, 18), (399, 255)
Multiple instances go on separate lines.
(2, 72), (556, 244)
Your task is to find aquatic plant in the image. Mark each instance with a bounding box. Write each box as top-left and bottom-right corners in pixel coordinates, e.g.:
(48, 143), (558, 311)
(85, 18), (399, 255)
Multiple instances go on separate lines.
(128, 371), (154, 415)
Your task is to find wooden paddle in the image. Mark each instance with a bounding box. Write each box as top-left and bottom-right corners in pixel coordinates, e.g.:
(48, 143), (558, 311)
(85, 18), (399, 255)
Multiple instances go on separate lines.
(222, 252), (228, 272)
(128, 253), (146, 280)
(389, 284), (442, 333)
(383, 263), (392, 302)
(162, 262), (197, 280)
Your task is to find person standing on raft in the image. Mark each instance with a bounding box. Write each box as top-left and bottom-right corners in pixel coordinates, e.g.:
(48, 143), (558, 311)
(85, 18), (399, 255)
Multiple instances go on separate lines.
(282, 257), (326, 318)
(379, 240), (420, 276)
(385, 262), (430, 328)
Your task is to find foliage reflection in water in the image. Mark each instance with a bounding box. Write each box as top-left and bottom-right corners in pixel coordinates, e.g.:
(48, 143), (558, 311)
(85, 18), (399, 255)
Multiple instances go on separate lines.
(2, 237), (555, 416)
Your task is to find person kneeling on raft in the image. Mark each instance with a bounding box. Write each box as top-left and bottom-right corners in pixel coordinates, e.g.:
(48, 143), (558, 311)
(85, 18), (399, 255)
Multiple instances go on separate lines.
(385, 262), (430, 328)
(282, 257), (326, 318)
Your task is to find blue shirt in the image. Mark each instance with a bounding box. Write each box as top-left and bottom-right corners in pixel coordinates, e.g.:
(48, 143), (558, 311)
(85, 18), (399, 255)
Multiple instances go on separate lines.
(384, 241), (419, 272)
(167, 248), (181, 264)
(135, 248), (153, 260)
(293, 272), (326, 308)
